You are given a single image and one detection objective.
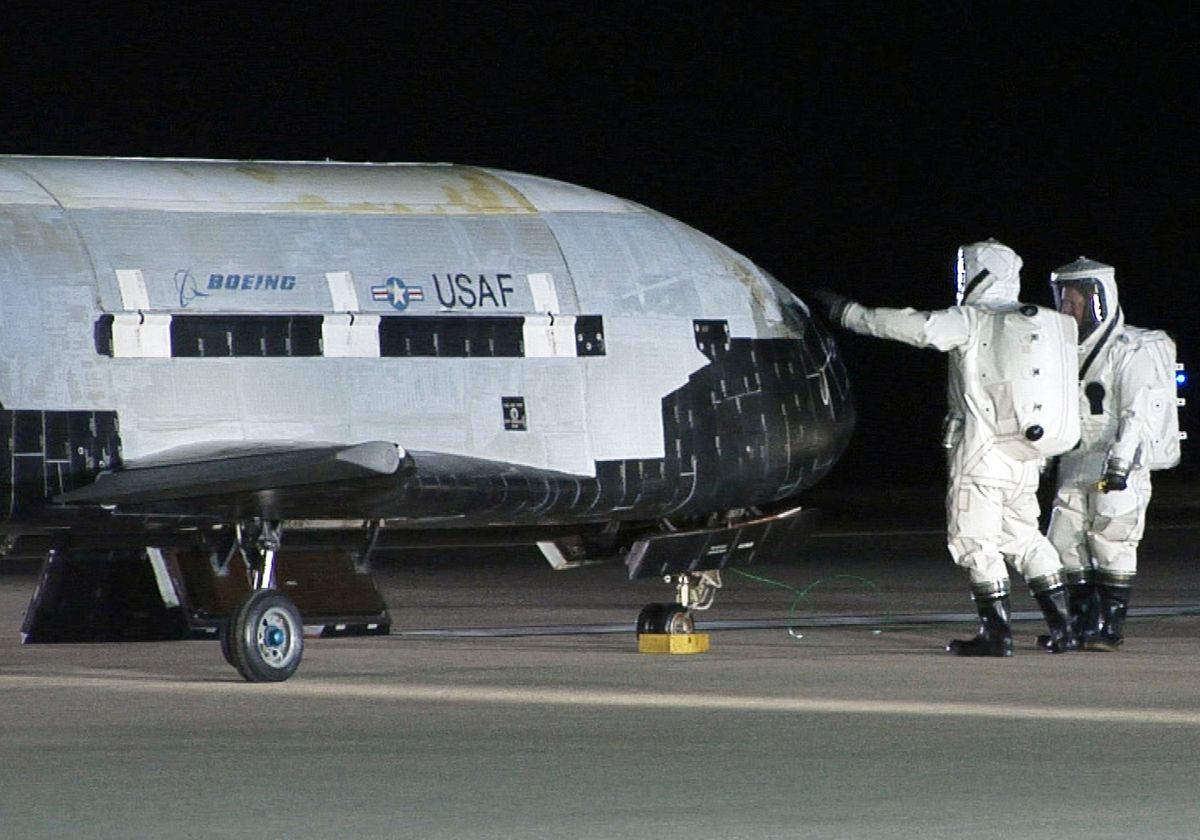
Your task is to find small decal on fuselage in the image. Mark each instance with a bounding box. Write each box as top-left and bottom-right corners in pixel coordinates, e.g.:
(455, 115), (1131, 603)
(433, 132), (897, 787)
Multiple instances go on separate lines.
(206, 273), (298, 292)
(175, 270), (210, 308)
(433, 273), (515, 309)
(371, 277), (426, 311)
(502, 396), (528, 431)
(172, 270), (298, 308)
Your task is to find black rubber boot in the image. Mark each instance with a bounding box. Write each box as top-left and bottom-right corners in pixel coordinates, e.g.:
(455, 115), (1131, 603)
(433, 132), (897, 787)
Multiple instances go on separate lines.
(1067, 580), (1101, 643)
(1087, 583), (1132, 651)
(1034, 587), (1080, 653)
(1038, 574), (1098, 649)
(947, 594), (1013, 657)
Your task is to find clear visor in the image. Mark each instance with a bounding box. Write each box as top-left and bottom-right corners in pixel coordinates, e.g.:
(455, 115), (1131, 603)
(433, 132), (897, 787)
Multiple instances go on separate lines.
(1051, 277), (1107, 341)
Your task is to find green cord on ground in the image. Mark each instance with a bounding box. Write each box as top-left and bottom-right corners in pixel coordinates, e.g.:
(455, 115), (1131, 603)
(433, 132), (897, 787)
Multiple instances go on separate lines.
(729, 568), (886, 628)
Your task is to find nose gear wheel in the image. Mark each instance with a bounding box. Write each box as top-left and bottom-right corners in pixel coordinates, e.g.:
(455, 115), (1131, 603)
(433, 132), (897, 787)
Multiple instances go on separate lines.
(636, 602), (695, 635)
(226, 588), (304, 682)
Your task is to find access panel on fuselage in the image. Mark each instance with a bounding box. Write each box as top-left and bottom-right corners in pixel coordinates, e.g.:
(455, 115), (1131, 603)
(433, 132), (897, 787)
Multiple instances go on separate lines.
(71, 209), (614, 475)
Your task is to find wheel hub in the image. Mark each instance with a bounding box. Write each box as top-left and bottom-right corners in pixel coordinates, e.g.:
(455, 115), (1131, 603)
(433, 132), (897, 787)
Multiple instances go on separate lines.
(256, 606), (299, 668)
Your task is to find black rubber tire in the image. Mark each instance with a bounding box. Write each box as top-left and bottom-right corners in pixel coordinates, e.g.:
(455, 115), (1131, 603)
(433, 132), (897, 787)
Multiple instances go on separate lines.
(219, 618), (237, 666)
(637, 602), (694, 635)
(636, 603), (667, 636)
(227, 589), (304, 682)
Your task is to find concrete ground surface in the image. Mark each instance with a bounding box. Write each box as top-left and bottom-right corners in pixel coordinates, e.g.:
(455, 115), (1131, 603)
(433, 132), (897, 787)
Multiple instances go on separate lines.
(1, 518), (1199, 839)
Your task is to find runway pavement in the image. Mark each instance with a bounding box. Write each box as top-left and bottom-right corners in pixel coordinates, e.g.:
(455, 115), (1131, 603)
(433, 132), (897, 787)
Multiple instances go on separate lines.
(2, 520), (1199, 839)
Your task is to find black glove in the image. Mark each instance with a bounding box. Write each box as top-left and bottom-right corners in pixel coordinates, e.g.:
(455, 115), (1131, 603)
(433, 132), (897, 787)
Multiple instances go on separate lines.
(810, 287), (851, 326)
(1097, 458), (1130, 493)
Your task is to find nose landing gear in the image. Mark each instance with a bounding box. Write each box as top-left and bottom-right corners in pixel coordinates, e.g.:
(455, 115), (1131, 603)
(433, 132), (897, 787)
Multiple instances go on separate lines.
(635, 570), (721, 637)
(218, 520), (304, 682)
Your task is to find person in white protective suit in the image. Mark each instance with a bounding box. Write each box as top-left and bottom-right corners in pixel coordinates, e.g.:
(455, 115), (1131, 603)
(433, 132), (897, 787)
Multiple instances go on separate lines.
(1046, 258), (1157, 650)
(813, 239), (1079, 656)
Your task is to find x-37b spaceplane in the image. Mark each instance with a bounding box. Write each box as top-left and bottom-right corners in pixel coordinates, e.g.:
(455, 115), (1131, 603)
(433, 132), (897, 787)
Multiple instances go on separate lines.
(0, 156), (854, 680)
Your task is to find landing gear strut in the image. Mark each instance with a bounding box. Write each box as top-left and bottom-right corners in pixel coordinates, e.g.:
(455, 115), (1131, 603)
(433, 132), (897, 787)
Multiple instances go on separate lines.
(218, 520), (304, 682)
(636, 570), (722, 636)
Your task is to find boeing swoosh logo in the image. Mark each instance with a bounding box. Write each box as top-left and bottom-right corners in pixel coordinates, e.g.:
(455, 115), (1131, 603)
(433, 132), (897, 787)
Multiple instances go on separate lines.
(176, 269), (209, 308)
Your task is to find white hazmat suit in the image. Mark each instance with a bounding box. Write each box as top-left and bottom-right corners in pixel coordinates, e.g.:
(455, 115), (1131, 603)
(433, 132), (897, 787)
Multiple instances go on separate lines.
(817, 240), (1080, 655)
(1047, 258), (1158, 649)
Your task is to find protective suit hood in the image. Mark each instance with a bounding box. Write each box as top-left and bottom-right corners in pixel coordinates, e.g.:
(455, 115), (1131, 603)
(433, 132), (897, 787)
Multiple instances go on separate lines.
(1050, 256), (1123, 353)
(956, 239), (1022, 308)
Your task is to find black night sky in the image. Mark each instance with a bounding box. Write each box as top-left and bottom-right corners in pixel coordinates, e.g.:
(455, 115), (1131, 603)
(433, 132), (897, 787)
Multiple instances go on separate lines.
(1, 4), (1197, 502)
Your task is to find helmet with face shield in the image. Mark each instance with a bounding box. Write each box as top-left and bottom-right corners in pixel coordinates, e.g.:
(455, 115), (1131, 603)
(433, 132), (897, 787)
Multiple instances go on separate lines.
(955, 239), (1022, 306)
(1049, 258), (1115, 343)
